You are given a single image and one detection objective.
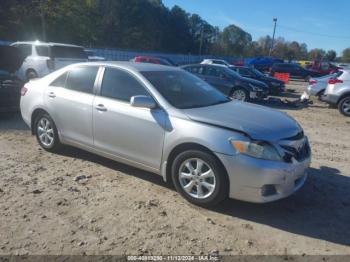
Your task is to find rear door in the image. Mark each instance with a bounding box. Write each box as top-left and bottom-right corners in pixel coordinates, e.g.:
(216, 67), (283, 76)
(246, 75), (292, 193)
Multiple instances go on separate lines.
(50, 46), (88, 70)
(44, 66), (99, 146)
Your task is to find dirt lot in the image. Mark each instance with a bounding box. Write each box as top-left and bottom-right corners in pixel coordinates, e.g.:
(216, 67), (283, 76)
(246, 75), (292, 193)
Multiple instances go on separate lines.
(0, 81), (349, 256)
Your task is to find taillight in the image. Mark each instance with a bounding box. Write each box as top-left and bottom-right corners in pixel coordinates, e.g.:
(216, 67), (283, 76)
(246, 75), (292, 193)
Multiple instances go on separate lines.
(21, 86), (28, 96)
(328, 78), (343, 84)
(46, 59), (55, 70)
(309, 79), (317, 85)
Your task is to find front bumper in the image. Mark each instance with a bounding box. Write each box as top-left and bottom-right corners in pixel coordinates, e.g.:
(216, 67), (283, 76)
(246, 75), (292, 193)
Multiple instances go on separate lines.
(250, 90), (268, 100)
(321, 94), (339, 105)
(216, 153), (311, 203)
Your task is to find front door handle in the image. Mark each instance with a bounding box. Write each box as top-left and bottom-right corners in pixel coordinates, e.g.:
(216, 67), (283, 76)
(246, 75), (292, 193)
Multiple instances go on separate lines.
(95, 104), (107, 112)
(48, 92), (56, 98)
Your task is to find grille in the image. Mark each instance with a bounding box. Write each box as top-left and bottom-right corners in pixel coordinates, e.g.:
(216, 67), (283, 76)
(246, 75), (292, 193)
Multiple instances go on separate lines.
(281, 141), (310, 163)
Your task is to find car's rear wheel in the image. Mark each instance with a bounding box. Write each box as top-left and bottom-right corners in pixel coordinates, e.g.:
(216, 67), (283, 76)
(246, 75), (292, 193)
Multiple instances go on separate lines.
(231, 88), (249, 102)
(338, 96), (350, 117)
(171, 150), (229, 207)
(26, 70), (38, 81)
(34, 113), (62, 152)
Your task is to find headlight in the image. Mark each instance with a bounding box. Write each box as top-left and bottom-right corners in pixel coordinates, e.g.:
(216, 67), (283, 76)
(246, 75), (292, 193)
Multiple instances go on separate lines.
(230, 140), (282, 161)
(248, 83), (262, 91)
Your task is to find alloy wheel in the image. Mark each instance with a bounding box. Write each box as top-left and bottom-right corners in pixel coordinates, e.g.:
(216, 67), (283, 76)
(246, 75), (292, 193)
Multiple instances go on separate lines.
(178, 158), (216, 199)
(37, 117), (55, 147)
(341, 98), (350, 115)
(231, 89), (247, 101)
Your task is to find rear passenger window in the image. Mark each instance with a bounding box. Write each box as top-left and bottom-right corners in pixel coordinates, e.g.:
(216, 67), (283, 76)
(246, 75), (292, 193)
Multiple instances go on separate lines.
(50, 72), (68, 87)
(101, 68), (148, 102)
(65, 67), (98, 94)
(17, 44), (32, 58)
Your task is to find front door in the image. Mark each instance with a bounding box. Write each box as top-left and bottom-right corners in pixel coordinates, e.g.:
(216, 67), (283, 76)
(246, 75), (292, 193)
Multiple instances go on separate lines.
(93, 67), (166, 170)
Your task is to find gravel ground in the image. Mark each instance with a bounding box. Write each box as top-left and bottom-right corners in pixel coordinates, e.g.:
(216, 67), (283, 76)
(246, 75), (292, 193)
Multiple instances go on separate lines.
(0, 81), (349, 256)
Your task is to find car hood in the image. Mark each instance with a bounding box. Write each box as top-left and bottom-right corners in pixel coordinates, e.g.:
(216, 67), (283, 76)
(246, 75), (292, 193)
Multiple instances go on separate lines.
(0, 45), (24, 73)
(262, 75), (284, 84)
(182, 101), (302, 141)
(240, 76), (268, 89)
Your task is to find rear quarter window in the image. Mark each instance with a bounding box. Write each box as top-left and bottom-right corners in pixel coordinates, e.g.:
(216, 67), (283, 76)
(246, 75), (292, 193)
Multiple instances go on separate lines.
(51, 46), (87, 59)
(35, 46), (49, 56)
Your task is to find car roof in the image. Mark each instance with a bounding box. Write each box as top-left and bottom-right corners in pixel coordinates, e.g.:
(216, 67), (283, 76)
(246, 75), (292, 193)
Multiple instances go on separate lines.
(71, 61), (180, 72)
(11, 41), (84, 48)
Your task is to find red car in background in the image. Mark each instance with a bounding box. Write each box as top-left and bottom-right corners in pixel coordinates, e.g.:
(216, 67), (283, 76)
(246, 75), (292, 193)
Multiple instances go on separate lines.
(131, 56), (176, 66)
(306, 61), (341, 76)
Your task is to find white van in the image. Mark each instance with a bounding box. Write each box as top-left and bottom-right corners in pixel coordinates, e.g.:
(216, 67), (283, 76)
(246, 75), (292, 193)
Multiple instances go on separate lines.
(11, 41), (88, 81)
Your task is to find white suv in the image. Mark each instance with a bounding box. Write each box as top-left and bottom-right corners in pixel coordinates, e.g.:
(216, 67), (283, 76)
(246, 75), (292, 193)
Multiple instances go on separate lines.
(200, 59), (232, 67)
(11, 41), (88, 81)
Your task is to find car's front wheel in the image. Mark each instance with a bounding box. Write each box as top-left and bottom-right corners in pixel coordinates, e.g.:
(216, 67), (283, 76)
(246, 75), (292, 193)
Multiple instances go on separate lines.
(34, 113), (62, 152)
(231, 88), (249, 102)
(171, 150), (229, 207)
(338, 96), (350, 117)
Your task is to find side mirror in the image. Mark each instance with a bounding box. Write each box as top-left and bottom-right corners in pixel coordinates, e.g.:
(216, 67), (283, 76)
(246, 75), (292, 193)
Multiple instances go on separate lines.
(130, 95), (157, 109)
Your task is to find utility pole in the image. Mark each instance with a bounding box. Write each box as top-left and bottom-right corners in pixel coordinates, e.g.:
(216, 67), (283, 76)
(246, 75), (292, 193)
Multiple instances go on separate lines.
(199, 25), (204, 56)
(269, 18), (277, 56)
(40, 0), (47, 41)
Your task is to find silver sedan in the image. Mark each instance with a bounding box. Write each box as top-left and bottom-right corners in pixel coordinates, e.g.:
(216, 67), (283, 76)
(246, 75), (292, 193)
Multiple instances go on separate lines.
(20, 62), (311, 206)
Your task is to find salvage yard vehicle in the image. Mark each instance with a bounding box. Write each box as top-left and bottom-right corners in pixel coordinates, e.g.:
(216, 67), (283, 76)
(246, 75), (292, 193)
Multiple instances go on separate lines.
(131, 56), (174, 66)
(200, 59), (232, 67)
(301, 71), (343, 101)
(20, 62), (311, 206)
(322, 69), (350, 117)
(231, 66), (285, 95)
(181, 64), (269, 102)
(0, 45), (24, 112)
(270, 63), (321, 81)
(10, 41), (88, 81)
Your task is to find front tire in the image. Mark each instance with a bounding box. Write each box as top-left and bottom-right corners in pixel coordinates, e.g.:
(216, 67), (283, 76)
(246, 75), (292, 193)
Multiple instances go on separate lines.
(171, 150), (229, 207)
(34, 113), (62, 152)
(231, 88), (249, 102)
(338, 96), (350, 117)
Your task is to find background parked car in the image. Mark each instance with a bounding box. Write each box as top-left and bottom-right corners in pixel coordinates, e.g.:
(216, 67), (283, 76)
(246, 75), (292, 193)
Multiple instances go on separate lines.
(200, 59), (232, 67)
(181, 64), (269, 102)
(10, 41), (88, 81)
(305, 61), (340, 76)
(231, 66), (285, 94)
(246, 56), (284, 72)
(270, 63), (321, 81)
(0, 45), (24, 112)
(322, 69), (350, 117)
(302, 71), (343, 100)
(131, 56), (174, 66)
(85, 50), (105, 61)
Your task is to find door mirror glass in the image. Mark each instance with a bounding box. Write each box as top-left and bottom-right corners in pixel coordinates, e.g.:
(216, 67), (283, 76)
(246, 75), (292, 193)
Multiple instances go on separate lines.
(130, 95), (157, 109)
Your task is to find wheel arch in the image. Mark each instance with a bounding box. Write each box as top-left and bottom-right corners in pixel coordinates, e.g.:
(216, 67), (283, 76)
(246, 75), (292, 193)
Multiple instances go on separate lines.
(165, 142), (228, 185)
(31, 108), (50, 135)
(337, 92), (350, 105)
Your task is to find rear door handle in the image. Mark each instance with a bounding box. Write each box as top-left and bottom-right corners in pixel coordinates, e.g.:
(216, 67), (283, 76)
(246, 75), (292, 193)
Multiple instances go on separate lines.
(95, 104), (107, 112)
(48, 92), (56, 98)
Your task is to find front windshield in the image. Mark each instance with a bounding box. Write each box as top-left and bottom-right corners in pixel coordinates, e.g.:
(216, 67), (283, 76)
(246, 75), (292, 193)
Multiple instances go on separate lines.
(251, 68), (265, 77)
(141, 70), (230, 109)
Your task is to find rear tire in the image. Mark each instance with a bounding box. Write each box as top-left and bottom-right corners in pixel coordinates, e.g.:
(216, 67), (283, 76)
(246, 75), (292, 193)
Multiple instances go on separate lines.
(171, 150), (229, 207)
(26, 70), (38, 81)
(34, 113), (62, 152)
(338, 96), (350, 117)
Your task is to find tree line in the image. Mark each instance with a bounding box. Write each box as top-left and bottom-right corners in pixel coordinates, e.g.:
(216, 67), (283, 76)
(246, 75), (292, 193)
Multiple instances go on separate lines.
(1, 0), (350, 62)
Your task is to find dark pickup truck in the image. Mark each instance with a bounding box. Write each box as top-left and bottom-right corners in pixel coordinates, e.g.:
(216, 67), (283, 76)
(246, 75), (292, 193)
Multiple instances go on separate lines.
(0, 45), (24, 112)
